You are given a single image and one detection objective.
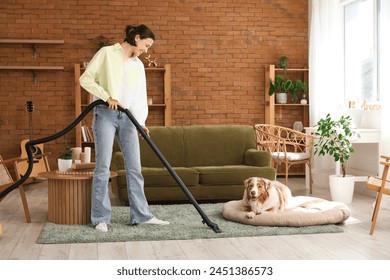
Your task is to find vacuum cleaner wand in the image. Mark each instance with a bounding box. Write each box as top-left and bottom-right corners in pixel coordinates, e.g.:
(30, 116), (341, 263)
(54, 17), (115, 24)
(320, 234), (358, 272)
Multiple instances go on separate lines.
(117, 105), (222, 233)
(1, 99), (221, 233)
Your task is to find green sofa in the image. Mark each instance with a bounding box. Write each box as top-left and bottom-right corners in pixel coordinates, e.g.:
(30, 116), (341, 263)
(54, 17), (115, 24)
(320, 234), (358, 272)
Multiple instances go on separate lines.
(110, 125), (276, 203)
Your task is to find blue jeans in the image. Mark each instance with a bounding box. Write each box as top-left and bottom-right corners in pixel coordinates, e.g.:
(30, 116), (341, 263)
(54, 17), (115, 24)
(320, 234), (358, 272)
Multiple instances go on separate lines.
(91, 105), (153, 225)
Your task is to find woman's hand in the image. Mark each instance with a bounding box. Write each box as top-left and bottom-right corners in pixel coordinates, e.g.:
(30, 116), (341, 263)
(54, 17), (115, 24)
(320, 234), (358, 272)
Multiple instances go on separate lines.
(107, 97), (124, 110)
(139, 126), (150, 138)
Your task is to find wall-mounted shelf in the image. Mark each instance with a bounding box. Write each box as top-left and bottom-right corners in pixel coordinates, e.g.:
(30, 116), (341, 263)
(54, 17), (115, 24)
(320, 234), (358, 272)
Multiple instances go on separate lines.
(0, 39), (64, 60)
(0, 39), (64, 59)
(0, 39), (64, 44)
(0, 66), (64, 83)
(0, 39), (65, 83)
(0, 66), (64, 70)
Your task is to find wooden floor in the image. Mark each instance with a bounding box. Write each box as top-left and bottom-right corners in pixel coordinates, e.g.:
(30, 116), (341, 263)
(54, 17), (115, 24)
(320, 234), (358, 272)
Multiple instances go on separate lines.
(0, 177), (389, 260)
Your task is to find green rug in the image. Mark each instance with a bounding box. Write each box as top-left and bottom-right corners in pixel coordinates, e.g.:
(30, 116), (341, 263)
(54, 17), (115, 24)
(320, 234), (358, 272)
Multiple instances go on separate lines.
(37, 203), (343, 244)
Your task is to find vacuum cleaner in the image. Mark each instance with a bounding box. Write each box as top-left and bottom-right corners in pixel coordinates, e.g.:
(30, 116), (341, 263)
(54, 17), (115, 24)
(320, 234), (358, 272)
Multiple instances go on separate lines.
(0, 99), (222, 233)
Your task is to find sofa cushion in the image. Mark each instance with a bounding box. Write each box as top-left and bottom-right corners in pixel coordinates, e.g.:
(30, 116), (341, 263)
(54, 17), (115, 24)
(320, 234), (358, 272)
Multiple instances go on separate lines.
(244, 149), (271, 167)
(142, 167), (199, 187)
(183, 125), (257, 167)
(194, 165), (275, 186)
(140, 126), (185, 167)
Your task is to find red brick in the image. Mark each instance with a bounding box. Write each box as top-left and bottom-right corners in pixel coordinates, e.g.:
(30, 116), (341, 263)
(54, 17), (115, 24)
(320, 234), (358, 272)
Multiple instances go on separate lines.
(0, 0), (308, 166)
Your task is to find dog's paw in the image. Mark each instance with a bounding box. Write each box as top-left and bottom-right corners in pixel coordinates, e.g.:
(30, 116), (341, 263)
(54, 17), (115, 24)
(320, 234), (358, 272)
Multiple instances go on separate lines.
(246, 211), (256, 219)
(255, 210), (263, 215)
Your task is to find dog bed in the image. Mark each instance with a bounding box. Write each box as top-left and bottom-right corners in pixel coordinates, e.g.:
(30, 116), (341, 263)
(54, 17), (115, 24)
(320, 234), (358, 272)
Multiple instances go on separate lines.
(222, 196), (351, 227)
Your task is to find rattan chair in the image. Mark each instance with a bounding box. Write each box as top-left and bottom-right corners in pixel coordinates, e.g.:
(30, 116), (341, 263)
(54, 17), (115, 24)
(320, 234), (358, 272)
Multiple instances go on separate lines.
(255, 124), (314, 193)
(366, 155), (390, 235)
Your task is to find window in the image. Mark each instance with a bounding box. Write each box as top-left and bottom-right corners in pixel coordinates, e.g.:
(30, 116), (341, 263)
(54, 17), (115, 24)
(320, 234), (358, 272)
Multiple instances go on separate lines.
(344, 0), (384, 103)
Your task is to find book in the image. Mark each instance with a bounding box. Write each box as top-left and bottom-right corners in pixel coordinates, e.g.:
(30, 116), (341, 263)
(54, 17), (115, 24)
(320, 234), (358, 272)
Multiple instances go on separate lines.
(81, 126), (87, 142)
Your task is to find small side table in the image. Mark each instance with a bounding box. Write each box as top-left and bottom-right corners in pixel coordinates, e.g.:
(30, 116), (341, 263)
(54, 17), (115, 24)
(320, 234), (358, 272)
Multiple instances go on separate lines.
(39, 171), (116, 225)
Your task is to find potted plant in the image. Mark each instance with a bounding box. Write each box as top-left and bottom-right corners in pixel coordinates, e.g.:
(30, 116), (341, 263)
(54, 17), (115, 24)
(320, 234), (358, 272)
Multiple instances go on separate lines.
(314, 113), (360, 203)
(279, 56), (288, 70)
(290, 79), (308, 104)
(268, 75), (293, 104)
(90, 35), (112, 51)
(58, 141), (73, 172)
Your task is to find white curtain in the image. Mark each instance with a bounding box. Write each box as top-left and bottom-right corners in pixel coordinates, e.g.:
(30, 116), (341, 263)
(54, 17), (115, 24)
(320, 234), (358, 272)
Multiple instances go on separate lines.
(309, 0), (344, 127)
(379, 0), (390, 156)
(309, 0), (344, 172)
(378, 0), (390, 208)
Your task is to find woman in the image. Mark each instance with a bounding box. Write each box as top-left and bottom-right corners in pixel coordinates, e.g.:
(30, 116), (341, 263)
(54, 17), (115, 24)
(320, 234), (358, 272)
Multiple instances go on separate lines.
(80, 24), (169, 232)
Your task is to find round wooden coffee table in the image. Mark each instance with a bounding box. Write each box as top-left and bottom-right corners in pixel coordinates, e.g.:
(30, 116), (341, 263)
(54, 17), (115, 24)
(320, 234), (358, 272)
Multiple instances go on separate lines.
(39, 171), (116, 225)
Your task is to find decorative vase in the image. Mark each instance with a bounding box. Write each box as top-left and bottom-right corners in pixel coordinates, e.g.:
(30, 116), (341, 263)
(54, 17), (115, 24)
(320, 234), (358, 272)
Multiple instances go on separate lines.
(275, 92), (288, 104)
(300, 93), (307, 104)
(329, 174), (355, 204)
(293, 121), (304, 132)
(58, 158), (72, 172)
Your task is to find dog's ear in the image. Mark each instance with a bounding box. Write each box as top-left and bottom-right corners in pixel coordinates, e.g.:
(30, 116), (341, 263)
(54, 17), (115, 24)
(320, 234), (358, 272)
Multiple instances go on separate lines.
(244, 178), (252, 188)
(264, 181), (271, 196)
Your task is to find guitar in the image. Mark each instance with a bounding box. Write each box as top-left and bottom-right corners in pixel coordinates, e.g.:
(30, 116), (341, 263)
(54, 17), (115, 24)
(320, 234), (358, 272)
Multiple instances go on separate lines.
(17, 101), (47, 178)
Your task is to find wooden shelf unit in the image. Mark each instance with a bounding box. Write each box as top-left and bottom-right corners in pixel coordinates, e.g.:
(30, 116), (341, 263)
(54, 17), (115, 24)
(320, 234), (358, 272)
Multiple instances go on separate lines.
(74, 63), (172, 147)
(264, 64), (309, 176)
(145, 64), (172, 126)
(264, 64), (309, 127)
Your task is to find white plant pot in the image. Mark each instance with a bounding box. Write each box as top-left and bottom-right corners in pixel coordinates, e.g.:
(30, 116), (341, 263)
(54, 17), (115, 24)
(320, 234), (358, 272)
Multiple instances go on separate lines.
(329, 174), (355, 204)
(275, 92), (287, 104)
(58, 158), (72, 172)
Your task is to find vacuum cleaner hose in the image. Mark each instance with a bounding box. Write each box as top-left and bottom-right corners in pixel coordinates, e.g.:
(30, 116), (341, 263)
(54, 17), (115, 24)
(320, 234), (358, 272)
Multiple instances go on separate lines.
(0, 99), (221, 233)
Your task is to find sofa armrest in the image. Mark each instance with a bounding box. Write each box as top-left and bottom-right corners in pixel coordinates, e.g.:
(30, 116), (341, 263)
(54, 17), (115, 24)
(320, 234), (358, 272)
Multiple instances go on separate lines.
(111, 151), (125, 171)
(244, 149), (271, 167)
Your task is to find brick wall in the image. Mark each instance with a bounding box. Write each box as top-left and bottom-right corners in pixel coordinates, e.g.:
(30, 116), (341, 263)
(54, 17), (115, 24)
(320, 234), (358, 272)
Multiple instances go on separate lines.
(0, 0), (308, 168)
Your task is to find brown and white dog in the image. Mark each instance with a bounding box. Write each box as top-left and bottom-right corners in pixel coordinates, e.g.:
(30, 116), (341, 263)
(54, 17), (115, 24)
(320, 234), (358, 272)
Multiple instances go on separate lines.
(243, 177), (292, 219)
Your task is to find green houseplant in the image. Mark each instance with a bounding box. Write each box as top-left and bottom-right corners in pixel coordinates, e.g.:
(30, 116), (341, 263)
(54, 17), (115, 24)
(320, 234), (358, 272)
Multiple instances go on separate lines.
(90, 35), (112, 51)
(58, 141), (73, 171)
(268, 75), (293, 104)
(314, 114), (357, 177)
(314, 113), (360, 203)
(279, 56), (289, 70)
(59, 141), (73, 160)
(291, 79), (308, 103)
